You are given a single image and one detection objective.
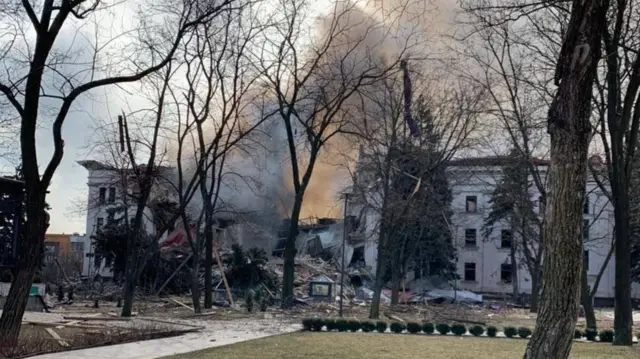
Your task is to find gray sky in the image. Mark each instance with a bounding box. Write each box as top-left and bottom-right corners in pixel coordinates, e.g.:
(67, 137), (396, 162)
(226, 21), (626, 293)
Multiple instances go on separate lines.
(2, 0), (458, 235)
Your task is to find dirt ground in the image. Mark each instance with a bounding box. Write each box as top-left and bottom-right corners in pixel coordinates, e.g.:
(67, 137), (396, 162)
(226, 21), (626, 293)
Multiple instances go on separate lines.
(52, 297), (640, 331)
(7, 297), (637, 358)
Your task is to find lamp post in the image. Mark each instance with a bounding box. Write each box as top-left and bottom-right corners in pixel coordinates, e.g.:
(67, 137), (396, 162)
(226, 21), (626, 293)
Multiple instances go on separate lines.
(339, 192), (350, 317)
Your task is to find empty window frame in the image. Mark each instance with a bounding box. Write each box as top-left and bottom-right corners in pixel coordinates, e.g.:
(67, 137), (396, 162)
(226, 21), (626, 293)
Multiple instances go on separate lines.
(465, 228), (477, 247)
(466, 196), (478, 213)
(464, 262), (476, 282)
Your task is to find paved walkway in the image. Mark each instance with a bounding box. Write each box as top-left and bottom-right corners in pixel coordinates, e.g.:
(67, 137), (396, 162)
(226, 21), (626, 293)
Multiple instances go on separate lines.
(25, 315), (300, 359)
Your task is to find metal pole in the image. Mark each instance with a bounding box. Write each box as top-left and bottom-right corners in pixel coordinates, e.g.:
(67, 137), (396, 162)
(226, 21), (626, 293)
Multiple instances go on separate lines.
(339, 193), (349, 317)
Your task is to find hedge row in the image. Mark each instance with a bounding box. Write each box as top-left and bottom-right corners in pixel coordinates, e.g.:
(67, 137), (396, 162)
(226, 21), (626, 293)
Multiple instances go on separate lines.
(303, 319), (630, 343)
(302, 318), (531, 338)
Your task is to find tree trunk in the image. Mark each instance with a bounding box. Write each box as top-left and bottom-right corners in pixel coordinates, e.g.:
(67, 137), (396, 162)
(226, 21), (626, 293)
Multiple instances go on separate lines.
(0, 194), (47, 344)
(529, 266), (540, 313)
(390, 262), (400, 306)
(121, 264), (137, 317)
(204, 215), (213, 309)
(191, 255), (202, 314)
(281, 195), (302, 308)
(524, 123), (590, 358)
(369, 233), (388, 319)
(581, 263), (596, 329)
(523, 1), (605, 357)
(510, 230), (519, 302)
(612, 195), (633, 345)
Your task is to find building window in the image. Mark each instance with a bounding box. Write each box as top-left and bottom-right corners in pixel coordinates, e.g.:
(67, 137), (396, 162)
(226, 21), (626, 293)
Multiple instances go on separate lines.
(584, 219), (589, 240)
(43, 242), (60, 263)
(465, 228), (477, 247)
(98, 187), (106, 204)
(464, 262), (476, 282)
(584, 250), (589, 271)
(96, 217), (104, 229)
(108, 187), (116, 203)
(584, 195), (589, 214)
(71, 242), (85, 252)
(538, 196), (545, 215)
(501, 229), (512, 248)
(500, 263), (513, 283)
(465, 196), (478, 213)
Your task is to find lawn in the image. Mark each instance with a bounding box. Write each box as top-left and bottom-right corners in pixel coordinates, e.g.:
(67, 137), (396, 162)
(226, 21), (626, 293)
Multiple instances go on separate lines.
(166, 332), (640, 359)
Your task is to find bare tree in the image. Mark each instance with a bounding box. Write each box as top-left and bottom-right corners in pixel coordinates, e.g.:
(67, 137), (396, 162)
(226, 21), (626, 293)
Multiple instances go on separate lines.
(253, 0), (422, 308)
(454, 18), (553, 311)
(522, 0), (607, 356)
(590, 2), (640, 343)
(461, 0), (640, 347)
(343, 65), (483, 317)
(0, 0), (236, 339)
(168, 4), (270, 312)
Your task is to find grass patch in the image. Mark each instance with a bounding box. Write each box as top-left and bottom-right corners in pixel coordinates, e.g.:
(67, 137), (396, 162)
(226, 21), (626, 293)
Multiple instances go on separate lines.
(165, 332), (640, 359)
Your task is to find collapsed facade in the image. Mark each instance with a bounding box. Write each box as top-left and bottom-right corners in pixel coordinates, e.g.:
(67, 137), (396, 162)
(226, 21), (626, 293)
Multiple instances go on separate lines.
(79, 154), (640, 305)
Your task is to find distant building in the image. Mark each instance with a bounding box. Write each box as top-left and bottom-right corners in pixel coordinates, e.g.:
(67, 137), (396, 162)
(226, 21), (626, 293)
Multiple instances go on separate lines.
(350, 153), (640, 304)
(78, 160), (173, 278)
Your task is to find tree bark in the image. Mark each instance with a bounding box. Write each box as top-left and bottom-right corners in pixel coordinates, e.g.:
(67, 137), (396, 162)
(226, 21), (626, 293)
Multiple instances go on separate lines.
(121, 260), (137, 317)
(204, 213), (214, 309)
(529, 268), (540, 313)
(281, 195), (302, 308)
(523, 1), (606, 357)
(390, 261), (400, 305)
(510, 241), (519, 301)
(612, 197), (633, 345)
(369, 228), (388, 319)
(191, 255), (202, 314)
(0, 193), (47, 344)
(581, 263), (596, 330)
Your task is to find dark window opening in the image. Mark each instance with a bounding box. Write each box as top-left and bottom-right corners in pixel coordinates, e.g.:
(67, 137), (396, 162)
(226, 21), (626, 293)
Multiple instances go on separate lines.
(584, 195), (589, 214)
(584, 250), (589, 271)
(108, 187), (116, 203)
(501, 263), (513, 283)
(584, 219), (590, 240)
(501, 229), (512, 248)
(98, 187), (106, 204)
(465, 228), (477, 247)
(466, 196), (478, 213)
(464, 262), (476, 282)
(349, 246), (365, 267)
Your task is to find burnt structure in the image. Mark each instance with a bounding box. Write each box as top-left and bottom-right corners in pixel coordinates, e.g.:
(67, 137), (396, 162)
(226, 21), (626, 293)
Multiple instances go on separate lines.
(0, 177), (24, 268)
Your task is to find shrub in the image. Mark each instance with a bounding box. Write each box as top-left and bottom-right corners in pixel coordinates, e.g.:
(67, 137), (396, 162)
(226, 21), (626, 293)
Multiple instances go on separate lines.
(436, 323), (451, 335)
(325, 319), (337, 332)
(347, 320), (361, 332)
(422, 322), (435, 334)
(584, 328), (597, 341)
(451, 324), (467, 336)
(574, 329), (583, 339)
(504, 327), (518, 338)
(469, 325), (484, 337)
(311, 318), (325, 332)
(598, 329), (614, 343)
(361, 321), (376, 333)
(336, 319), (349, 332)
(486, 326), (498, 337)
(406, 322), (421, 334)
(390, 322), (406, 334)
(376, 321), (388, 333)
(518, 327), (532, 339)
(302, 318), (313, 331)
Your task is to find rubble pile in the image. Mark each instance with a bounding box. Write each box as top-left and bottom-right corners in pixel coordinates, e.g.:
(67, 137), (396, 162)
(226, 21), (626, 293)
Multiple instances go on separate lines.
(269, 255), (357, 302)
